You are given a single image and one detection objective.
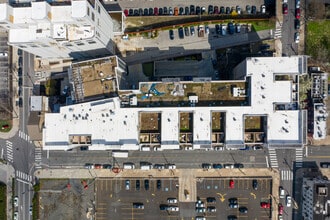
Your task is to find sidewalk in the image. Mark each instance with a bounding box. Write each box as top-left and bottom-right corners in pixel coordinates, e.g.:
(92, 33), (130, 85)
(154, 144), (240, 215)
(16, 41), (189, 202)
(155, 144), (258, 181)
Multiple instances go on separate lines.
(35, 167), (280, 219)
(0, 163), (15, 220)
(0, 46), (20, 140)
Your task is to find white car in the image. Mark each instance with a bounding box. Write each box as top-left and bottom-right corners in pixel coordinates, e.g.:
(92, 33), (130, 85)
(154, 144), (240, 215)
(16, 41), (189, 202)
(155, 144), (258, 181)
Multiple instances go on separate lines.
(14, 196), (19, 207)
(296, 0), (301, 8)
(29, 206), (32, 215)
(286, 195), (292, 207)
(14, 211), (19, 220)
(0, 52), (8, 57)
(168, 206), (179, 211)
(167, 198), (178, 204)
(295, 32), (300, 43)
(166, 164), (176, 169)
(261, 5), (266, 14)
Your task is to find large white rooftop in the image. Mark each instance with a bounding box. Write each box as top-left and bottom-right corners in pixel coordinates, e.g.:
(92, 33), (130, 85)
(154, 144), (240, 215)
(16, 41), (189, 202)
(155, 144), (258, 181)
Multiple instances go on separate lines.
(43, 56), (307, 150)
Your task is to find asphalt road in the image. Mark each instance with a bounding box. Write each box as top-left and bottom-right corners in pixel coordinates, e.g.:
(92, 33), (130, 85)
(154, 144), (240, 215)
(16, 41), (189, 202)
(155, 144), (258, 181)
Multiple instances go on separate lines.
(43, 149), (269, 169)
(281, 0), (298, 56)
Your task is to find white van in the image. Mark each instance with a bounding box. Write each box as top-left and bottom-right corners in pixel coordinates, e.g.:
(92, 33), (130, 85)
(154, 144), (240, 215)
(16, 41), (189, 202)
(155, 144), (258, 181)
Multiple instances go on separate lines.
(141, 146), (150, 151)
(123, 163), (135, 169)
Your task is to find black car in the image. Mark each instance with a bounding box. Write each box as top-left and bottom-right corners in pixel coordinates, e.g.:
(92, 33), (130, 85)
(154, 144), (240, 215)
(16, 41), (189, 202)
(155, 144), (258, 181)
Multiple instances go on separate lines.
(18, 77), (22, 86)
(158, 7), (163, 15)
(185, 6), (189, 15)
(169, 30), (174, 40)
(190, 5), (195, 15)
(228, 215), (238, 220)
(179, 7), (184, 15)
(220, 6), (225, 14)
(133, 9), (139, 16)
(178, 27), (184, 39)
(133, 203), (144, 209)
(160, 204), (168, 210)
(196, 6), (201, 15)
(225, 7), (230, 14)
(215, 24), (220, 34)
(143, 8), (148, 16)
(138, 8), (143, 16)
(129, 9), (133, 16)
(103, 164), (112, 169)
(228, 198), (237, 204)
(321, 162), (330, 168)
(239, 207), (248, 213)
(136, 180), (140, 190)
(208, 5), (213, 14)
(213, 164), (223, 169)
(18, 57), (23, 67)
(206, 197), (216, 203)
(80, 146), (88, 151)
(184, 27), (190, 36)
(18, 67), (22, 77)
(295, 19), (300, 29)
(163, 7), (168, 15)
(228, 22), (235, 34)
(252, 179), (258, 190)
(148, 8), (153, 15)
(157, 180), (161, 189)
(18, 97), (23, 107)
(144, 179), (149, 190)
(251, 5), (257, 14)
(234, 163), (244, 168)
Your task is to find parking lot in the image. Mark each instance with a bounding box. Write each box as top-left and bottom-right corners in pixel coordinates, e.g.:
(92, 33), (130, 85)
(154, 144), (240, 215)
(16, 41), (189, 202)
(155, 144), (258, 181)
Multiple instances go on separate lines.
(96, 178), (180, 220)
(196, 177), (272, 219)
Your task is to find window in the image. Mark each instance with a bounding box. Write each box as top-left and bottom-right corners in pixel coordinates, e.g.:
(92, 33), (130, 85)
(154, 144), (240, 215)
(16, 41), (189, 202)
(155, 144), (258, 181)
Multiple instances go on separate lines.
(75, 42), (85, 46)
(87, 7), (90, 16)
(36, 29), (42, 33)
(91, 12), (94, 21)
(88, 41), (96, 44)
(98, 6), (100, 14)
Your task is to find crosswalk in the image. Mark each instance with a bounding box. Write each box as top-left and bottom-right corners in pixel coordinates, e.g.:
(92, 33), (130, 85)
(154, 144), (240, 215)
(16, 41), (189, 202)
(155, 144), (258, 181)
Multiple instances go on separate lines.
(6, 140), (13, 163)
(18, 130), (32, 143)
(35, 148), (42, 169)
(16, 170), (32, 184)
(295, 148), (303, 168)
(268, 148), (278, 168)
(274, 27), (282, 39)
(281, 170), (293, 181)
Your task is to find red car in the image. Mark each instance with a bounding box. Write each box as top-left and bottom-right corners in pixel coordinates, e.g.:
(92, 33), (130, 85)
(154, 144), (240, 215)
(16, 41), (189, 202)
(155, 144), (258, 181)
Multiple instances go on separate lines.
(283, 3), (288, 15)
(278, 204), (284, 214)
(94, 164), (102, 169)
(295, 8), (300, 19)
(261, 202), (271, 208)
(154, 7), (158, 15)
(229, 180), (234, 189)
(124, 9), (129, 17)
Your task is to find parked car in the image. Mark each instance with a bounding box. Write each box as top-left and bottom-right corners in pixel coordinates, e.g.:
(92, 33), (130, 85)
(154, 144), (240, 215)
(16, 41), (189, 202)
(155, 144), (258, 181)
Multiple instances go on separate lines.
(168, 206), (179, 211)
(213, 164), (223, 169)
(278, 203), (284, 214)
(234, 163), (244, 168)
(221, 24), (227, 36)
(144, 179), (149, 190)
(261, 5), (266, 14)
(207, 206), (216, 212)
(229, 203), (238, 208)
(202, 163), (212, 169)
(283, 3), (288, 15)
(228, 22), (235, 34)
(169, 7), (173, 15)
(239, 206), (248, 213)
(84, 163), (94, 169)
(321, 162), (330, 168)
(102, 164), (112, 169)
(214, 6), (219, 14)
(205, 25), (209, 34)
(167, 198), (178, 203)
(252, 179), (258, 190)
(136, 180), (140, 190)
(190, 26), (195, 35)
(295, 8), (300, 19)
(296, 0), (301, 8)
(184, 27), (190, 36)
(227, 216), (237, 220)
(294, 32), (300, 43)
(174, 7), (178, 16)
(251, 5), (257, 14)
(148, 8), (153, 16)
(286, 195), (292, 207)
(215, 24), (220, 34)
(128, 9), (133, 16)
(165, 164), (176, 169)
(14, 196), (19, 207)
(133, 202), (144, 209)
(143, 8), (148, 16)
(190, 5), (195, 15)
(236, 23), (241, 33)
(154, 7), (158, 15)
(196, 207), (206, 213)
(159, 204), (168, 210)
(279, 186), (286, 198)
(236, 6), (241, 14)
(260, 202), (271, 208)
(224, 164), (234, 168)
(125, 180), (130, 190)
(229, 179), (235, 188)
(14, 212), (18, 220)
(220, 6), (225, 14)
(294, 19), (300, 29)
(157, 180), (161, 189)
(133, 9), (138, 16)
(208, 5), (213, 14)
(228, 198), (238, 204)
(158, 7), (163, 15)
(246, 5), (251, 14)
(207, 197), (216, 203)
(225, 7), (230, 14)
(196, 6), (201, 15)
(154, 164), (165, 169)
(94, 164), (102, 169)
(185, 6), (189, 15)
(169, 30), (174, 40)
(163, 7), (168, 15)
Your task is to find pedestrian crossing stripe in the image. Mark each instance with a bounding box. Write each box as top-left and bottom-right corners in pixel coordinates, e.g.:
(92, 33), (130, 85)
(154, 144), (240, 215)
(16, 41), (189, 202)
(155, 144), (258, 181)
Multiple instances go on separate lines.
(35, 148), (42, 169)
(6, 141), (13, 163)
(16, 170), (32, 182)
(281, 170), (293, 181)
(18, 130), (32, 143)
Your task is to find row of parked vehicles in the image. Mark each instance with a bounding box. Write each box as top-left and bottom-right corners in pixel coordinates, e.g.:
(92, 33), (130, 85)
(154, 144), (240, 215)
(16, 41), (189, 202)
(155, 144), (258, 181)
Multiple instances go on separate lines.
(124, 5), (266, 17)
(202, 163), (244, 169)
(283, 0), (301, 43)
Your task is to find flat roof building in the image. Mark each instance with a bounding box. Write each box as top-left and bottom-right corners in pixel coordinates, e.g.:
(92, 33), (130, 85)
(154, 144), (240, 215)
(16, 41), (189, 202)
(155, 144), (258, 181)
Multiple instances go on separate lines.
(43, 56), (308, 150)
(0, 0), (124, 59)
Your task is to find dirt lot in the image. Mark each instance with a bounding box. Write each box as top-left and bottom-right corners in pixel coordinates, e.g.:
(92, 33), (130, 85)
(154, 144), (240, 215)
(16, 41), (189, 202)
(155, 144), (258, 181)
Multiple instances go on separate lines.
(39, 179), (95, 220)
(140, 112), (161, 132)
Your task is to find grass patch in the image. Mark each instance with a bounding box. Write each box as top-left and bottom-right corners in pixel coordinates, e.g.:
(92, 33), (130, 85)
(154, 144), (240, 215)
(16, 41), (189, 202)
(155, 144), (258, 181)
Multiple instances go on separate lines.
(0, 120), (12, 132)
(306, 20), (330, 62)
(32, 182), (40, 220)
(142, 62), (154, 77)
(0, 182), (6, 220)
(251, 19), (275, 31)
